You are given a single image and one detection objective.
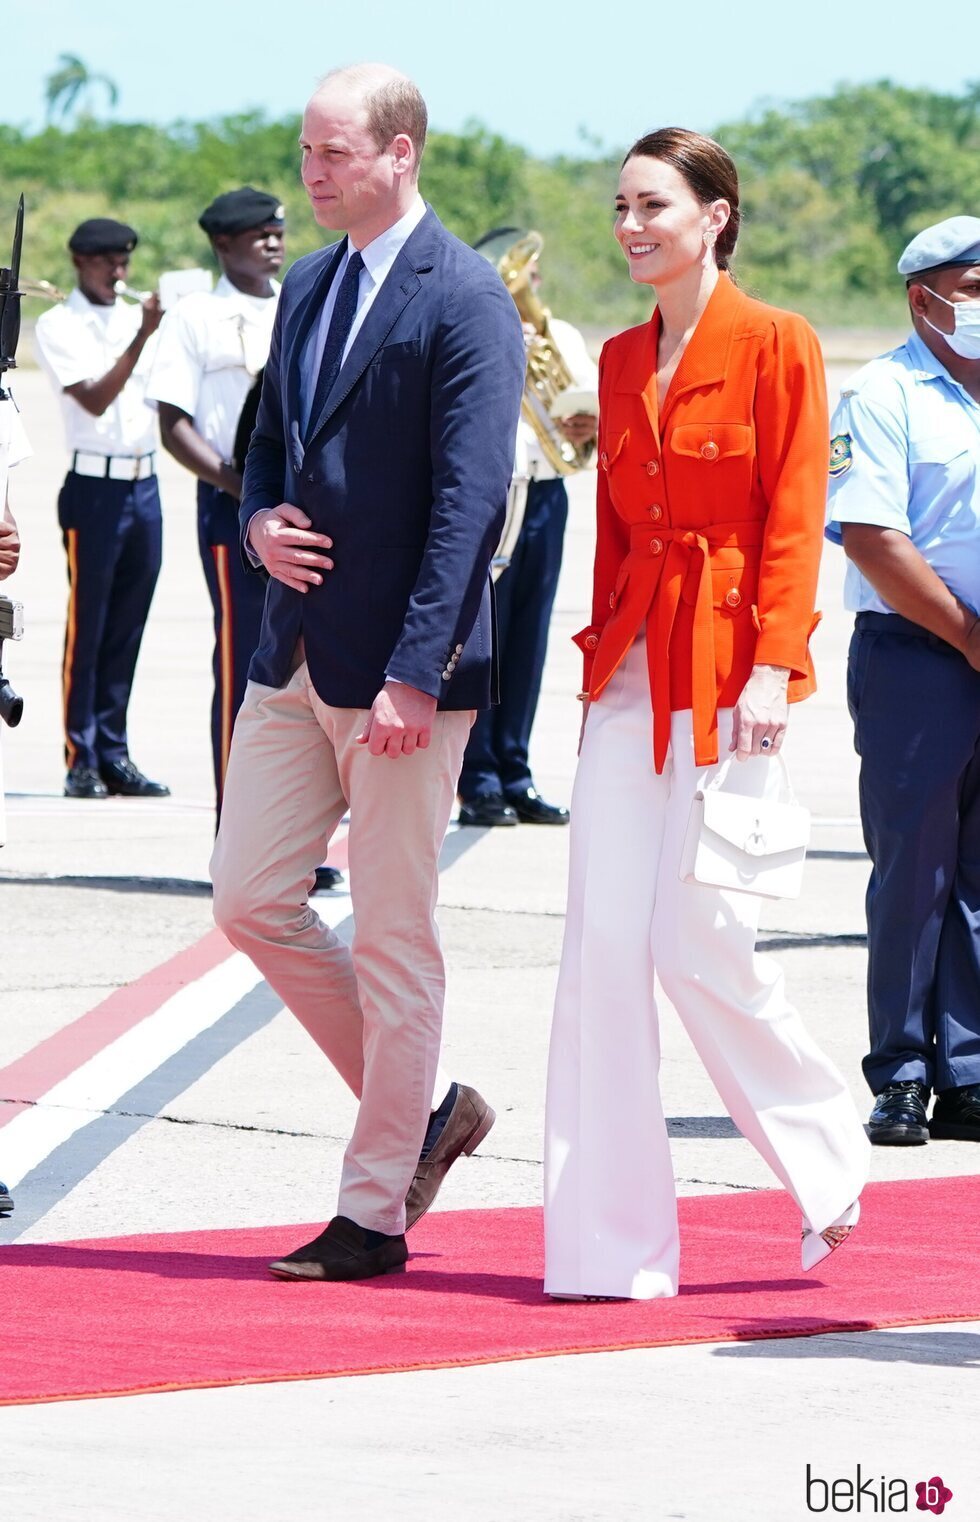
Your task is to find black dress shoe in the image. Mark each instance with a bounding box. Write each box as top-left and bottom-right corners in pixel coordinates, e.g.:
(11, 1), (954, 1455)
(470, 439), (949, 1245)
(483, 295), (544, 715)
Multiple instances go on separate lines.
(313, 865), (344, 892)
(457, 793), (518, 827)
(99, 759), (171, 798)
(0, 1180), (13, 1217)
(268, 1215), (408, 1281)
(406, 1082), (496, 1228)
(929, 1082), (980, 1141)
(64, 765), (108, 799)
(506, 787), (570, 825)
(868, 1080), (930, 1145)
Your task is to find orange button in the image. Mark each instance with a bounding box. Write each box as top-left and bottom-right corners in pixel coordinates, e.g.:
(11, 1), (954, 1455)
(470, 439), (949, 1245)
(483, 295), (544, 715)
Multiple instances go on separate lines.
(650, 537), (664, 555)
(700, 440), (720, 461)
(609, 592), (616, 608)
(600, 451), (608, 469)
(725, 587), (742, 609)
(649, 505), (663, 521)
(585, 633), (599, 650)
(646, 460), (660, 476)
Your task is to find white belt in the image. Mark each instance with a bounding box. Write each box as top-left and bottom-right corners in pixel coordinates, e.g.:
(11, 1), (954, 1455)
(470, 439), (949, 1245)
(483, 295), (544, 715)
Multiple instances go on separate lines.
(71, 451), (156, 481)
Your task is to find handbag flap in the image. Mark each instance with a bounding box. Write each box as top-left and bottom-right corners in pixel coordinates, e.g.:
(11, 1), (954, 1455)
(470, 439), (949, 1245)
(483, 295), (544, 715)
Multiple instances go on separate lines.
(698, 789), (810, 857)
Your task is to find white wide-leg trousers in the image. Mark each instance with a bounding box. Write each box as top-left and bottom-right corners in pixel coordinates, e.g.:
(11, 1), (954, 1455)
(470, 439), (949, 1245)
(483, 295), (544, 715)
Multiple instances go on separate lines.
(544, 639), (870, 1299)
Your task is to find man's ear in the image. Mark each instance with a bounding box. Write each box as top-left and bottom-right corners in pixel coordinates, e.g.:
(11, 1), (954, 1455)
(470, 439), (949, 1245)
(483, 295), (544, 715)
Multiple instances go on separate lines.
(907, 281), (930, 317)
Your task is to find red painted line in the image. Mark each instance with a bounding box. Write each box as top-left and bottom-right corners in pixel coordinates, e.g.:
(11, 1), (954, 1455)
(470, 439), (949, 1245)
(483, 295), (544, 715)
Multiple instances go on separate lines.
(0, 928), (235, 1129)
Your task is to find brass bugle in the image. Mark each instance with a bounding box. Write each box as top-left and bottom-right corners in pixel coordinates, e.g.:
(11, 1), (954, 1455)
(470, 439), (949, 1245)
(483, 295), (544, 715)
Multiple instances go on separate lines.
(19, 277), (66, 302)
(114, 279), (153, 303)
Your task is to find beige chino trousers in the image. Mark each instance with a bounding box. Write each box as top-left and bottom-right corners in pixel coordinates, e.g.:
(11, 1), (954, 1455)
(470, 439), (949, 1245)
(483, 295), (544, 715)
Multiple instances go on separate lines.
(211, 659), (474, 1235)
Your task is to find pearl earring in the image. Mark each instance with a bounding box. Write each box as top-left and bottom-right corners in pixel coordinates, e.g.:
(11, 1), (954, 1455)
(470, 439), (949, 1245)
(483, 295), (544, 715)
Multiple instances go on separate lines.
(704, 230), (717, 250)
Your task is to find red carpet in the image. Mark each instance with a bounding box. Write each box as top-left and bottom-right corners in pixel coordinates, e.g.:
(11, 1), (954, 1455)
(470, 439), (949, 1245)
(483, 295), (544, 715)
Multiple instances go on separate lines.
(2, 1176), (978, 1405)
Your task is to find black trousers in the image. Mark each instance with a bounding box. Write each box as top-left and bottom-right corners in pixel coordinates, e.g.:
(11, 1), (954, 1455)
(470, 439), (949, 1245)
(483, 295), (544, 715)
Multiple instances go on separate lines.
(197, 482), (267, 813)
(59, 471), (162, 772)
(459, 477), (568, 800)
(848, 611), (980, 1093)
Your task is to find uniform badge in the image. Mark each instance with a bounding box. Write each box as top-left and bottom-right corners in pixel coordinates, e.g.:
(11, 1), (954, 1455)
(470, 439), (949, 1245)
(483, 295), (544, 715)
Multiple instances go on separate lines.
(829, 433), (853, 478)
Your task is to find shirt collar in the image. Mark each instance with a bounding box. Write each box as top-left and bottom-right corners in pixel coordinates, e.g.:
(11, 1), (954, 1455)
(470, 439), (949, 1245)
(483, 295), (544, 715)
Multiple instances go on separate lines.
(906, 328), (961, 386)
(66, 286), (122, 324)
(351, 195), (427, 287)
(213, 272), (281, 304)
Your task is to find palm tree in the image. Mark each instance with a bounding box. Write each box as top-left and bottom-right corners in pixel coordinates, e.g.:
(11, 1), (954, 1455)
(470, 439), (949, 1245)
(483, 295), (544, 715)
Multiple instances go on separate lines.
(44, 55), (119, 124)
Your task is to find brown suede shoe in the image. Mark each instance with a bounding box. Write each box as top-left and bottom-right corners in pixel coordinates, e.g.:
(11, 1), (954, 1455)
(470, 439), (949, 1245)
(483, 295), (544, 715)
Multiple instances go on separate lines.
(405, 1083), (496, 1229)
(268, 1216), (408, 1281)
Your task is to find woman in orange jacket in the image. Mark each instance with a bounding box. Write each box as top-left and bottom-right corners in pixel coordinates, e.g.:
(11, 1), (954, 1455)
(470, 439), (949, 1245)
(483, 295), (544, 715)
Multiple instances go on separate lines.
(544, 129), (869, 1301)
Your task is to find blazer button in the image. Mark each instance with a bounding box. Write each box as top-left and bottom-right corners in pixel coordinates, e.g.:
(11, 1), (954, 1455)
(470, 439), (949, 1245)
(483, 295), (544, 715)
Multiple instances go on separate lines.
(646, 460), (659, 476)
(585, 633), (599, 650)
(725, 587), (742, 609)
(650, 537), (664, 555)
(600, 450), (608, 469)
(649, 505), (663, 521)
(442, 670), (452, 681)
(455, 644), (463, 655)
(609, 592), (616, 608)
(700, 440), (720, 461)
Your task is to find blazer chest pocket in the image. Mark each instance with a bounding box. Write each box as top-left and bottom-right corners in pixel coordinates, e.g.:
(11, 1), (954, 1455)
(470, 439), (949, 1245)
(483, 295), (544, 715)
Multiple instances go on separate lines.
(598, 429), (629, 474)
(371, 339), (424, 364)
(670, 422), (752, 463)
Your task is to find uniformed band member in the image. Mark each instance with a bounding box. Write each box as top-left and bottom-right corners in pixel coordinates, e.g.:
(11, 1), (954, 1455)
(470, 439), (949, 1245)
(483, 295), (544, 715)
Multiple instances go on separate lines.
(827, 215), (980, 1146)
(33, 218), (169, 799)
(149, 188), (284, 816)
(457, 232), (598, 826)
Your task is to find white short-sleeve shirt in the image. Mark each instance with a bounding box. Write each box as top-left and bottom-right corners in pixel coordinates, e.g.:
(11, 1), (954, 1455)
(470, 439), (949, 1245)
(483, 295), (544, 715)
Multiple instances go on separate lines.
(517, 316), (599, 482)
(33, 289), (158, 457)
(0, 390), (31, 504)
(147, 275), (280, 463)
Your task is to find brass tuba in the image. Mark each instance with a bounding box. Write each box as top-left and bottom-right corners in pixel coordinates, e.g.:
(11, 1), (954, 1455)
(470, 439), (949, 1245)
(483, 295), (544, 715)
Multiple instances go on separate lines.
(494, 230), (596, 476)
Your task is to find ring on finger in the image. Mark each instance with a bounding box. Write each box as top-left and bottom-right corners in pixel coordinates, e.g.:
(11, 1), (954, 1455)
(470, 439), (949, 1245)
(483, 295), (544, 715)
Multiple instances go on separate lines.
(760, 735), (773, 751)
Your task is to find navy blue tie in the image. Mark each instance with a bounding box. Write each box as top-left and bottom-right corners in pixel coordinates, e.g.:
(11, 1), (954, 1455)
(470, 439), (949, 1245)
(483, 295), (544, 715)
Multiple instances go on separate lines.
(306, 249), (364, 441)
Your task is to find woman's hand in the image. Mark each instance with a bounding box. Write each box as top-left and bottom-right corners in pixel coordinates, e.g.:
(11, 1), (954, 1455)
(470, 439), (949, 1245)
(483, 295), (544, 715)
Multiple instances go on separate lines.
(730, 664), (789, 760)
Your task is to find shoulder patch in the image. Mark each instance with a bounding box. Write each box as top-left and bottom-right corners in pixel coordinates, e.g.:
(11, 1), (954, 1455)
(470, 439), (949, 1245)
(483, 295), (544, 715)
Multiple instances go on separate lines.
(829, 433), (853, 478)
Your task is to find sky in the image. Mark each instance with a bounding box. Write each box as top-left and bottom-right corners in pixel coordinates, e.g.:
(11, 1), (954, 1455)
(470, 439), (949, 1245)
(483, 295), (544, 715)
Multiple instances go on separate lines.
(8, 0), (974, 157)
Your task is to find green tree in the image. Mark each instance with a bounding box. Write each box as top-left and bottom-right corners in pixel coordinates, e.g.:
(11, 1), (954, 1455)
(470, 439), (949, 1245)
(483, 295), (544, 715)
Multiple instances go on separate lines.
(44, 55), (119, 124)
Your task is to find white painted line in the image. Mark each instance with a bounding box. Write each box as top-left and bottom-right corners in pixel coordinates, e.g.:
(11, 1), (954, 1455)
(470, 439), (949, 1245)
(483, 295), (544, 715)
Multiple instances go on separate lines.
(1, 893), (354, 1188)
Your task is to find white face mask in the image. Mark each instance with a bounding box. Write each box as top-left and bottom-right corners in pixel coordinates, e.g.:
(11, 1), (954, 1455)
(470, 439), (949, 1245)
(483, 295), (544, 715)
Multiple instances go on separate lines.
(922, 288), (980, 360)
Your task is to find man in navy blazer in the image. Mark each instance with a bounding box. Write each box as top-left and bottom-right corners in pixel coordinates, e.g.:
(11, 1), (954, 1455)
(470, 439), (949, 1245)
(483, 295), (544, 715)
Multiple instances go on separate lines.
(211, 64), (525, 1282)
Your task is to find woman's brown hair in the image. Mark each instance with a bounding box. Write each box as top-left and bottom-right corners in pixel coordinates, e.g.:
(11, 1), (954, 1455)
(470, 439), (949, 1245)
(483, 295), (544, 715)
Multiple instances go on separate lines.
(623, 128), (740, 272)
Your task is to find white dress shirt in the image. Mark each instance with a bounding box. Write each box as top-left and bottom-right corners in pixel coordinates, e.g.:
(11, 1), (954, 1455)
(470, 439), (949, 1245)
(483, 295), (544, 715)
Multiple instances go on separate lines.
(147, 275), (280, 463)
(0, 391), (30, 500)
(33, 289), (159, 457)
(300, 195), (428, 434)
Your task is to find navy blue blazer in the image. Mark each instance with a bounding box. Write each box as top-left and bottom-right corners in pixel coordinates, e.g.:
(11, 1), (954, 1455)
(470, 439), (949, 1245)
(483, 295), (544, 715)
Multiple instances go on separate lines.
(240, 206), (525, 711)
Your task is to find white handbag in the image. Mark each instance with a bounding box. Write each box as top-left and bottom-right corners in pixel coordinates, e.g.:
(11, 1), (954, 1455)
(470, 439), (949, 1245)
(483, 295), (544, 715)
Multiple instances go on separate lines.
(679, 754), (810, 900)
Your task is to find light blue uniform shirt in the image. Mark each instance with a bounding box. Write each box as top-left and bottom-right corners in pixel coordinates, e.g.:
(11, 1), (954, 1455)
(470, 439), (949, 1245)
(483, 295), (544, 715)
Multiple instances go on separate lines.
(825, 330), (980, 615)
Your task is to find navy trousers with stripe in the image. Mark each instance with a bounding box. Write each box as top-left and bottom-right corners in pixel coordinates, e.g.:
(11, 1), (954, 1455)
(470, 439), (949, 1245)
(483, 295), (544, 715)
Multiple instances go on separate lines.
(58, 471), (162, 773)
(848, 611), (980, 1094)
(197, 483), (267, 814)
(459, 477), (568, 801)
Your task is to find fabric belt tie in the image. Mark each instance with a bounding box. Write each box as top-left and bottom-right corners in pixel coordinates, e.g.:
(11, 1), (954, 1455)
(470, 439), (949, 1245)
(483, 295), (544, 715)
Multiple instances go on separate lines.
(618, 520), (765, 773)
(71, 450), (156, 481)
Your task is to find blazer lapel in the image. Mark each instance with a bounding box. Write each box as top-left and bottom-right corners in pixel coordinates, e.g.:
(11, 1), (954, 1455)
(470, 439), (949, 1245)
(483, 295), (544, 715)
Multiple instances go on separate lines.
(659, 273), (741, 428)
(304, 210), (440, 446)
(283, 241), (346, 466)
(615, 310), (662, 441)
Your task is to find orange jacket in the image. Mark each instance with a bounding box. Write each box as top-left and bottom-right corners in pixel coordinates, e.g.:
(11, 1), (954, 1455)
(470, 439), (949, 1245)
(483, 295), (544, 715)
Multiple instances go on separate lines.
(576, 273), (827, 772)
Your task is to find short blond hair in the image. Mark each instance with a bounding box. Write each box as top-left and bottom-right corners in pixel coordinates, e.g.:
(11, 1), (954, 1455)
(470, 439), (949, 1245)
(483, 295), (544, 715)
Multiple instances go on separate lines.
(320, 64), (428, 171)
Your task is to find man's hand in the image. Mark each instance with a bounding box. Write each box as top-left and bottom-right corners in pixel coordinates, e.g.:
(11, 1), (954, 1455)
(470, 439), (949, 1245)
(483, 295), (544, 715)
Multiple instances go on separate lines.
(0, 513), (21, 581)
(357, 681), (437, 758)
(139, 293), (163, 339)
(730, 664), (790, 760)
(558, 413), (598, 448)
(247, 504), (334, 592)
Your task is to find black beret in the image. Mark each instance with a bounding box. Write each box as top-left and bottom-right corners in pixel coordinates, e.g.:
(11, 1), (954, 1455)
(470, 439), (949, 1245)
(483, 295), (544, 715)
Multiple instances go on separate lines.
(68, 218), (138, 255)
(198, 187), (285, 238)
